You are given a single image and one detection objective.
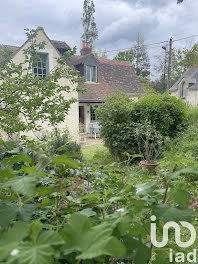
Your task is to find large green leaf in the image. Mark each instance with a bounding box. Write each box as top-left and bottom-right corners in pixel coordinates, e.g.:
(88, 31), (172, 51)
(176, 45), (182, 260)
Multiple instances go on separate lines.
(168, 167), (198, 179)
(11, 242), (54, 264)
(51, 155), (79, 169)
(0, 203), (34, 227)
(0, 167), (15, 182)
(0, 221), (29, 261)
(9, 231), (64, 264)
(122, 235), (151, 263)
(0, 203), (18, 228)
(61, 213), (126, 260)
(152, 204), (192, 222)
(3, 176), (37, 196)
(135, 182), (158, 197)
(37, 231), (64, 246)
(17, 204), (35, 221)
(79, 208), (96, 217)
(168, 186), (191, 209)
(2, 153), (33, 166)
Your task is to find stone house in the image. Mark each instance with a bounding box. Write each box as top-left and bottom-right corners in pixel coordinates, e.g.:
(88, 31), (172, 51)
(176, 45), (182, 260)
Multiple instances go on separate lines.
(0, 27), (144, 140)
(170, 66), (198, 106)
(0, 27), (79, 141)
(70, 44), (144, 133)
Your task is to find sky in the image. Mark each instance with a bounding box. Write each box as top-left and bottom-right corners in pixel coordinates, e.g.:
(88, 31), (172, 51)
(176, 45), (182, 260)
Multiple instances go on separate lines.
(0, 0), (198, 77)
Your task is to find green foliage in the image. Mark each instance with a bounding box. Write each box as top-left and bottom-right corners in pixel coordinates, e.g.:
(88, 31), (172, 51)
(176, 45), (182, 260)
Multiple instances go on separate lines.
(114, 33), (150, 79)
(160, 124), (198, 171)
(134, 93), (189, 137)
(0, 28), (82, 136)
(133, 33), (150, 79)
(96, 93), (136, 159)
(81, 0), (98, 48)
(0, 138), (197, 264)
(97, 92), (188, 159)
(114, 49), (134, 63)
(0, 46), (14, 68)
(155, 43), (198, 88)
(43, 129), (83, 160)
(188, 105), (198, 125)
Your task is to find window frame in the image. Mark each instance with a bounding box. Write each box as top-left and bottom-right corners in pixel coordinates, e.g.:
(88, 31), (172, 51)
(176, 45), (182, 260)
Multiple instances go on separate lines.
(181, 81), (187, 99)
(33, 53), (49, 79)
(90, 105), (99, 122)
(86, 65), (98, 83)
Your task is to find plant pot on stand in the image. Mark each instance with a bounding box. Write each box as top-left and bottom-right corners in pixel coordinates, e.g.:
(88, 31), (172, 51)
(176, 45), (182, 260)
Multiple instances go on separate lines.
(139, 160), (159, 173)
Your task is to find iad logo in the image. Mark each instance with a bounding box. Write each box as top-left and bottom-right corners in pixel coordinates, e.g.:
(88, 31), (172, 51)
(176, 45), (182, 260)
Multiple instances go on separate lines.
(150, 215), (197, 263)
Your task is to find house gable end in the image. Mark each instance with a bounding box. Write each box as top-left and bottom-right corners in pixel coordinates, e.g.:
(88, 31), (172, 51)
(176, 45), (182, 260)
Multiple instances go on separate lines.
(12, 27), (61, 73)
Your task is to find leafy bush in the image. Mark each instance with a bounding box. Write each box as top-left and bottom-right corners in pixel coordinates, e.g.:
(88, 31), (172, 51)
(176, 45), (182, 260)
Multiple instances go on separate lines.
(135, 123), (165, 162)
(160, 124), (198, 171)
(97, 93), (136, 159)
(133, 93), (189, 137)
(97, 92), (187, 159)
(188, 105), (198, 125)
(42, 128), (83, 160)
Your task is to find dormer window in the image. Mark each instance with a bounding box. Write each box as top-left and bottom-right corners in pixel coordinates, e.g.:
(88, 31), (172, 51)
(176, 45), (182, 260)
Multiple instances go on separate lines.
(33, 53), (49, 79)
(86, 65), (97, 83)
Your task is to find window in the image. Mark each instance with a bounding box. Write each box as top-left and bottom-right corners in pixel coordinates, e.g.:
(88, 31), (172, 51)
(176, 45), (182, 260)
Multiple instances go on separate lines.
(90, 105), (98, 121)
(181, 81), (187, 99)
(86, 65), (97, 83)
(33, 53), (49, 79)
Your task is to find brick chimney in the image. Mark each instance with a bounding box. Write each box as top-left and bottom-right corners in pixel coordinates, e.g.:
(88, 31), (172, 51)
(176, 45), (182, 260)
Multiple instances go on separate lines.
(80, 42), (92, 56)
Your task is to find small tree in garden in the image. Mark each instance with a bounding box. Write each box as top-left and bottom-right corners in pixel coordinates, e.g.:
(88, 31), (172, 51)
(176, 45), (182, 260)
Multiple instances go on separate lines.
(0, 29), (82, 137)
(135, 123), (164, 163)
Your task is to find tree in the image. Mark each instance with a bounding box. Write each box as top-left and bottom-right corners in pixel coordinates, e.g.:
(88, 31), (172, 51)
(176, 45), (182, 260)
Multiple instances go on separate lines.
(113, 34), (150, 79)
(0, 29), (82, 137)
(113, 49), (134, 63)
(153, 46), (169, 93)
(81, 0), (98, 49)
(177, 0), (184, 3)
(154, 43), (198, 91)
(133, 33), (150, 79)
(93, 50), (108, 59)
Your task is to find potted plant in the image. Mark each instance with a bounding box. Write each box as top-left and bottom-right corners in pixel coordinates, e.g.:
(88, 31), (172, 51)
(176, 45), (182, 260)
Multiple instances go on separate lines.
(135, 124), (164, 172)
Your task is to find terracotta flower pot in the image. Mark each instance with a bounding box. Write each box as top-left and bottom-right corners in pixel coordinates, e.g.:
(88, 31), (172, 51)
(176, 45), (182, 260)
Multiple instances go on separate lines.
(139, 160), (159, 173)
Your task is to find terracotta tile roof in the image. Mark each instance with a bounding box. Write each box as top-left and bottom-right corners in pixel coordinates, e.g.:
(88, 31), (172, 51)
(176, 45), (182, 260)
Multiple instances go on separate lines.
(70, 54), (144, 102)
(98, 58), (132, 67)
(0, 44), (19, 55)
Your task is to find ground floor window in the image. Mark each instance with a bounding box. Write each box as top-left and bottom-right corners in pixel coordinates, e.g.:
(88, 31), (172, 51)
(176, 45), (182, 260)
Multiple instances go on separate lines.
(90, 105), (98, 121)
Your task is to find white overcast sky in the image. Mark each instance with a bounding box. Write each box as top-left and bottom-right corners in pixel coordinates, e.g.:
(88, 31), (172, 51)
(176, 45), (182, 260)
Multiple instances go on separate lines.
(0, 0), (197, 77)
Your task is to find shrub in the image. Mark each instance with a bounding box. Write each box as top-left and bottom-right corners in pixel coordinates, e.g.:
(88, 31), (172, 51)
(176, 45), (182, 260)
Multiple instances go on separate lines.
(133, 93), (189, 137)
(135, 123), (165, 162)
(42, 129), (83, 160)
(97, 92), (188, 159)
(188, 105), (198, 125)
(96, 93), (136, 159)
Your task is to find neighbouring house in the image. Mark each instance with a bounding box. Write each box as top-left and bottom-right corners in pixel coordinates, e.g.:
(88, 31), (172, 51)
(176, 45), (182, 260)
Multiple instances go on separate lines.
(170, 66), (198, 106)
(70, 43), (144, 133)
(0, 27), (79, 141)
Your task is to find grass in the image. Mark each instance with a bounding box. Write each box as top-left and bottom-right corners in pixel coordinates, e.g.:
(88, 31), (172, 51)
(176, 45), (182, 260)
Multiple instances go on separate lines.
(82, 143), (107, 162)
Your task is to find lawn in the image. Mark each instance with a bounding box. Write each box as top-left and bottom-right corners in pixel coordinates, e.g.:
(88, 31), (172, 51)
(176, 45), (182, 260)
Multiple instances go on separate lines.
(82, 143), (107, 162)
